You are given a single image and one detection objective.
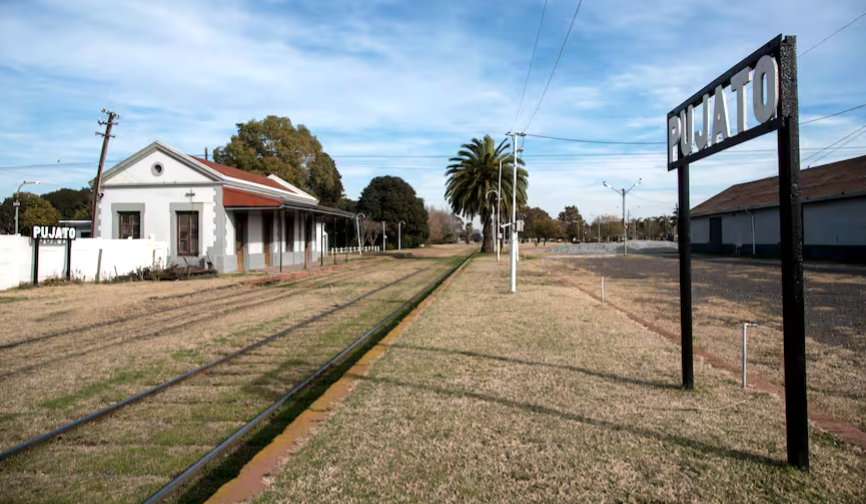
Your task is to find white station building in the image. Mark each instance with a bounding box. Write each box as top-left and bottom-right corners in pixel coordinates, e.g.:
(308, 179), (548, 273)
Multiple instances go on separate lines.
(94, 141), (354, 272)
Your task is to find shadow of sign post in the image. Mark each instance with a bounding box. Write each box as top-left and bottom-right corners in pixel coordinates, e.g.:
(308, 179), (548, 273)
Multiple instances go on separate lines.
(666, 34), (807, 470)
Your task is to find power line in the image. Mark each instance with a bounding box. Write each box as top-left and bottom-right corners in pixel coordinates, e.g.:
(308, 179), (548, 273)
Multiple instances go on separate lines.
(510, 0), (549, 133)
(524, 133), (666, 145)
(803, 122), (866, 164)
(805, 123), (866, 166)
(799, 101), (866, 125)
(799, 10), (866, 57)
(521, 0), (586, 132)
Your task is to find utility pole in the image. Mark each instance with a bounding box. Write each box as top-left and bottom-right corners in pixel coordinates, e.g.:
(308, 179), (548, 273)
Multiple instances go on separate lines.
(505, 132), (524, 293)
(382, 221), (386, 251)
(91, 109), (119, 238)
(355, 213), (365, 255)
(603, 178), (641, 255)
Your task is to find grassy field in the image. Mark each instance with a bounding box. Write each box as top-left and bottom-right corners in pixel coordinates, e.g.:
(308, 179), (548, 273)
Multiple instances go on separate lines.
(252, 255), (865, 503)
(545, 255), (866, 435)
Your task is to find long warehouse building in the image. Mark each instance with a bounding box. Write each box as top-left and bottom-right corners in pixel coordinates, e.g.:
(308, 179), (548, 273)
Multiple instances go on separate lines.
(690, 154), (866, 263)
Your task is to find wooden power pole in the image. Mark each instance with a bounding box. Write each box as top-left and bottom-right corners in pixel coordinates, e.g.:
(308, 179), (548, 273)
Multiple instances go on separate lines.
(91, 109), (119, 237)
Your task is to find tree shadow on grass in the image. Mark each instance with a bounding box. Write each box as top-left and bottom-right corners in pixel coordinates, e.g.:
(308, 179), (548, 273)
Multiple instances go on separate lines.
(389, 343), (680, 391)
(354, 373), (784, 469)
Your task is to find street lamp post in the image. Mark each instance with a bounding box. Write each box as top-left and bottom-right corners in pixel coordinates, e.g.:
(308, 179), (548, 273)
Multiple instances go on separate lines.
(505, 132), (524, 293)
(14, 180), (42, 235)
(497, 159), (504, 260)
(603, 178), (642, 255)
(486, 189), (500, 260)
(398, 220), (405, 250)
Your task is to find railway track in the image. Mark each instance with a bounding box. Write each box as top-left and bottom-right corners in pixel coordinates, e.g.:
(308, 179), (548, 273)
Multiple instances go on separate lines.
(0, 258), (430, 450)
(0, 251), (472, 504)
(0, 258), (385, 352)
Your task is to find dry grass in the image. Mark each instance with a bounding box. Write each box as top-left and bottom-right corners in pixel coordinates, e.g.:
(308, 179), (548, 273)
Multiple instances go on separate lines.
(253, 255), (865, 503)
(545, 255), (866, 434)
(0, 258), (428, 451)
(0, 253), (469, 503)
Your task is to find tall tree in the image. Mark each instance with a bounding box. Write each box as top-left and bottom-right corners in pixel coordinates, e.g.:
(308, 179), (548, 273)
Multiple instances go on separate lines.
(445, 135), (527, 252)
(0, 193), (61, 236)
(41, 187), (92, 219)
(212, 115), (344, 206)
(357, 176), (429, 249)
(557, 205), (583, 242)
(517, 206), (551, 241)
(307, 153), (344, 207)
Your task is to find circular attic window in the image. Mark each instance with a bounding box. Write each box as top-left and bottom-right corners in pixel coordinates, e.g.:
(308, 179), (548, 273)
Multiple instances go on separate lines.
(151, 162), (164, 176)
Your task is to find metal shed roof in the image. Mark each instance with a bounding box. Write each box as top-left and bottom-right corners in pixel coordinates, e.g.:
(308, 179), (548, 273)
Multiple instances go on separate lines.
(691, 154), (866, 217)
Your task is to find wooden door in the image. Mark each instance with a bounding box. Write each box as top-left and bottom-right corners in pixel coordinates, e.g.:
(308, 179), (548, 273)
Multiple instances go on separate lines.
(710, 217), (723, 253)
(263, 213), (273, 267)
(235, 213), (247, 271)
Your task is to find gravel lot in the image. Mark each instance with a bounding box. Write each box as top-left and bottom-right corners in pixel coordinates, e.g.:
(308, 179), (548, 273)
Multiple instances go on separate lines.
(251, 255), (865, 503)
(547, 255), (866, 433)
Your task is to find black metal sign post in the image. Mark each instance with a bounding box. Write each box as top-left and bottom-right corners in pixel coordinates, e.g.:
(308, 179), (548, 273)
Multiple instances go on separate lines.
(667, 35), (807, 469)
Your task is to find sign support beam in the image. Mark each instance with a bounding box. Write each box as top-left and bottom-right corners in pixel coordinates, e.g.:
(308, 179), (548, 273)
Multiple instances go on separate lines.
(677, 164), (694, 390)
(777, 35), (809, 471)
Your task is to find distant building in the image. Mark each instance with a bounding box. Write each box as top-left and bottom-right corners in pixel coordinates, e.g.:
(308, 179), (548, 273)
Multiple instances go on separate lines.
(94, 141), (354, 272)
(690, 154), (866, 263)
(59, 219), (92, 238)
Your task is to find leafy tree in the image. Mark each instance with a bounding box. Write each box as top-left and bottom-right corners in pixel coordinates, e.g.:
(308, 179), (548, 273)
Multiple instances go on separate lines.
(517, 206), (551, 240)
(0, 193), (61, 236)
(1, 192), (57, 235)
(212, 115), (344, 206)
(41, 187), (92, 219)
(307, 153), (344, 207)
(557, 205), (583, 242)
(532, 216), (562, 245)
(357, 176), (429, 249)
(445, 135), (527, 252)
(336, 198), (357, 214)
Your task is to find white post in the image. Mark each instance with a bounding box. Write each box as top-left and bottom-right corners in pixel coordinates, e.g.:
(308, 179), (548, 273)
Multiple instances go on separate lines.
(742, 323), (748, 388)
(497, 159), (503, 261)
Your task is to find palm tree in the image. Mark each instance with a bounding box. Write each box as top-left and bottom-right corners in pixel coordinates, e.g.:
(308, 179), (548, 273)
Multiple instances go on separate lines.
(445, 135), (528, 252)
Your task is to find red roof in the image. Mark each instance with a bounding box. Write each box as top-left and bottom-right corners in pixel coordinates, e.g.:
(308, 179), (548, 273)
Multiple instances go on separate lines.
(190, 156), (295, 193)
(691, 154), (866, 217)
(223, 187), (282, 207)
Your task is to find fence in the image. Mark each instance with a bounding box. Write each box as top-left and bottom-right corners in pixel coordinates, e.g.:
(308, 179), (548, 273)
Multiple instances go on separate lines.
(329, 246), (380, 255)
(0, 235), (168, 290)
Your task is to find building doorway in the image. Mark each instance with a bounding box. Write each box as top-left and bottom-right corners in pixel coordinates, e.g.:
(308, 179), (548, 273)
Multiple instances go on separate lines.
(263, 212), (273, 267)
(235, 213), (247, 271)
(709, 217), (723, 253)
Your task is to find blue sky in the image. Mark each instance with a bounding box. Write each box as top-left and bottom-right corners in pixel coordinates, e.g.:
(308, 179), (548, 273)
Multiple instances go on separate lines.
(1, 0), (865, 222)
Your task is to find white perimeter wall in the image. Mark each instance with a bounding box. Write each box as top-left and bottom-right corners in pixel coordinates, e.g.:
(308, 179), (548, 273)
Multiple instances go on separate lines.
(0, 236), (168, 290)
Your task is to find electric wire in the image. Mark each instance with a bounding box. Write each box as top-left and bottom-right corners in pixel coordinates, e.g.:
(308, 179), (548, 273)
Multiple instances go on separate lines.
(799, 10), (866, 57)
(799, 102), (866, 125)
(805, 123), (866, 166)
(510, 0), (549, 133)
(523, 133), (666, 145)
(520, 0), (586, 132)
(802, 122), (866, 164)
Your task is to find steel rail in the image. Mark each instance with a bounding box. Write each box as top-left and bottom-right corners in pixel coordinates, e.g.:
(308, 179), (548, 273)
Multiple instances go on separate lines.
(0, 260), (385, 351)
(141, 251), (474, 504)
(0, 265), (432, 462)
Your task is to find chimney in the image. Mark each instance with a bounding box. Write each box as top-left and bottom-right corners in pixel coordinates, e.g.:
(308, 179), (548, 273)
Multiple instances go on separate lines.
(205, 147), (208, 161)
